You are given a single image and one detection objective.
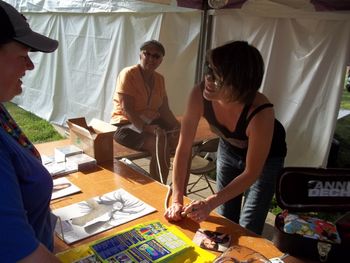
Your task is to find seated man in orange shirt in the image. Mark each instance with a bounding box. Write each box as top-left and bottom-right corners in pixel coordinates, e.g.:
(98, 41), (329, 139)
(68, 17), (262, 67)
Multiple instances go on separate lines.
(111, 40), (180, 184)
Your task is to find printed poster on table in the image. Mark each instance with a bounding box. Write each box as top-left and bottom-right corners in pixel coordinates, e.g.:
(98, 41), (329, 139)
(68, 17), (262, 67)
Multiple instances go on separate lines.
(52, 177), (81, 200)
(53, 188), (156, 244)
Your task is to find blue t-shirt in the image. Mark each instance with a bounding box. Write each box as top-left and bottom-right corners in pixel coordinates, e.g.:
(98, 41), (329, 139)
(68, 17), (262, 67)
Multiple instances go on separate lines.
(0, 128), (54, 261)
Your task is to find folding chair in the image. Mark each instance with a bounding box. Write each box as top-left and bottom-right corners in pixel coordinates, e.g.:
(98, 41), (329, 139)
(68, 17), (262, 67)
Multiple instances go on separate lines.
(187, 137), (219, 194)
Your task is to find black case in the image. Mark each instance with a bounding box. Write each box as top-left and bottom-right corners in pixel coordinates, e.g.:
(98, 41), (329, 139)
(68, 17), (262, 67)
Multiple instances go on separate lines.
(272, 167), (350, 262)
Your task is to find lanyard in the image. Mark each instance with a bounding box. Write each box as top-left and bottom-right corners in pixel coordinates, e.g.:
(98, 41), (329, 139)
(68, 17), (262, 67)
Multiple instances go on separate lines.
(139, 66), (154, 106)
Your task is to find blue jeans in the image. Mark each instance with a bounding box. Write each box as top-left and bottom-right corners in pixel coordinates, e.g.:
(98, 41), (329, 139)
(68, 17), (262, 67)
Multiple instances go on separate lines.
(216, 138), (284, 235)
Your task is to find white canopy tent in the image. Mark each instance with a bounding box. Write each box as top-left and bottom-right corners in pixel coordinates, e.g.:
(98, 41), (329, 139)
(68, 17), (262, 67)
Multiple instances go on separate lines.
(9, 0), (202, 123)
(6, 0), (350, 167)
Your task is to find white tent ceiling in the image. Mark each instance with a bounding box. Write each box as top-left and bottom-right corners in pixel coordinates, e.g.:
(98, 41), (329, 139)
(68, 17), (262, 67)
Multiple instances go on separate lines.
(7, 0), (350, 167)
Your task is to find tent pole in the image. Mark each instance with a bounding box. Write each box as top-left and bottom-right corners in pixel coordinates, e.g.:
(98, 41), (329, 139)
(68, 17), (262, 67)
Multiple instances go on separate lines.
(195, 2), (213, 84)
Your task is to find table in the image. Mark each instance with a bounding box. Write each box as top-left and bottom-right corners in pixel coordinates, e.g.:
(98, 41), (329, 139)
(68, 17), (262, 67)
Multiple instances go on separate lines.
(49, 160), (283, 258)
(35, 140), (314, 263)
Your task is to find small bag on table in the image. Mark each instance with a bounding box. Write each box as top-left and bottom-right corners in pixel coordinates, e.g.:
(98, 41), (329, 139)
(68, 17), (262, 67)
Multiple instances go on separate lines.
(273, 167), (350, 262)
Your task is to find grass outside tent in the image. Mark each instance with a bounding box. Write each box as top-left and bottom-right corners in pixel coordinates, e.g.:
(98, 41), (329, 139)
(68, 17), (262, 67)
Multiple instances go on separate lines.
(340, 86), (350, 109)
(3, 102), (64, 143)
(336, 89), (350, 167)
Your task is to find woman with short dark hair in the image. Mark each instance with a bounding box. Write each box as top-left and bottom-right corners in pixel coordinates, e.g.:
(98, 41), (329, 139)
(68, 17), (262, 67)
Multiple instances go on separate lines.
(165, 41), (287, 235)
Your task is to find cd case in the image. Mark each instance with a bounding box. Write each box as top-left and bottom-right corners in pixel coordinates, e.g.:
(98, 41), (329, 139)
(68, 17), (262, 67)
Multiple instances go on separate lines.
(192, 229), (231, 252)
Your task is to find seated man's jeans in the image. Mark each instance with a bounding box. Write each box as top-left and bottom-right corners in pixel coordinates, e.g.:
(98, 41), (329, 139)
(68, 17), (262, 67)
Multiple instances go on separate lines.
(216, 138), (284, 235)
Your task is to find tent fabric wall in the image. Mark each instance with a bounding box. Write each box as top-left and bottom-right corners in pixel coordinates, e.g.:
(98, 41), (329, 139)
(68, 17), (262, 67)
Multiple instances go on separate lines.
(6, 0), (185, 13)
(12, 9), (202, 127)
(210, 0), (350, 166)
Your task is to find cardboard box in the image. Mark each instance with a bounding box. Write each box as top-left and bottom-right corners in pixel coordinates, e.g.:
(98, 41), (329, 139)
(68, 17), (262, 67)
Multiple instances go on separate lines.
(67, 117), (117, 164)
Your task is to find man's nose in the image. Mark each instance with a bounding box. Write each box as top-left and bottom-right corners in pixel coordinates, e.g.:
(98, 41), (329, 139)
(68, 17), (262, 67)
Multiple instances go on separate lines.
(26, 56), (34, 70)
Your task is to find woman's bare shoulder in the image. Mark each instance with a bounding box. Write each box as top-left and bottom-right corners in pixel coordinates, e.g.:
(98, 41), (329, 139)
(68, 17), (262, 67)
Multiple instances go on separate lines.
(253, 92), (271, 106)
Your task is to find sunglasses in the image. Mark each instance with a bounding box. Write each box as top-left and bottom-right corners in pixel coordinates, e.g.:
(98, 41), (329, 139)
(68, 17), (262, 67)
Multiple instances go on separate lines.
(204, 63), (223, 88)
(142, 51), (162, 60)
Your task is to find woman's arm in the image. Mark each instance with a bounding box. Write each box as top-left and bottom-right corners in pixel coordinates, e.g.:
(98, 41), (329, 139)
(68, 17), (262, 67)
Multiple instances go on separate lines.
(164, 84), (204, 221)
(18, 243), (60, 263)
(0, 153), (59, 262)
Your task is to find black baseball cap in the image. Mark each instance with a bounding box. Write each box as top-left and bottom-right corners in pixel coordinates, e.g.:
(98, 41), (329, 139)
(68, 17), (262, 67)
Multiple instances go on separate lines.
(0, 0), (58, 52)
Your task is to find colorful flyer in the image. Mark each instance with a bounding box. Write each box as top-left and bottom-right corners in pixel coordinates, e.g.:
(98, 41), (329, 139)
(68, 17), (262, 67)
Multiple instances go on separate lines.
(56, 221), (217, 263)
(90, 221), (189, 262)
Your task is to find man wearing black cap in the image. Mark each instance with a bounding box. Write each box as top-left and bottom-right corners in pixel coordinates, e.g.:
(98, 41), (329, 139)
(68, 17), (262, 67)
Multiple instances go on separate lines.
(0, 1), (60, 261)
(111, 40), (180, 184)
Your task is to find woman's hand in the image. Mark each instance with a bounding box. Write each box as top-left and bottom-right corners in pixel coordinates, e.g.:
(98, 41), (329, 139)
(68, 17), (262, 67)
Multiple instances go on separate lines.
(182, 200), (211, 223)
(164, 201), (183, 221)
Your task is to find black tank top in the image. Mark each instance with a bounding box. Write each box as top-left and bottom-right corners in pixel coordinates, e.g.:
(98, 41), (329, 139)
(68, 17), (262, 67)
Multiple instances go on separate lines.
(201, 86), (287, 158)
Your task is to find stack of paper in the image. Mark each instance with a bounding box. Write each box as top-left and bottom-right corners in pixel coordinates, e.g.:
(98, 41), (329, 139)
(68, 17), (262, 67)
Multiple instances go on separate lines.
(54, 145), (83, 162)
(42, 144), (97, 176)
(43, 158), (78, 177)
(66, 153), (97, 170)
